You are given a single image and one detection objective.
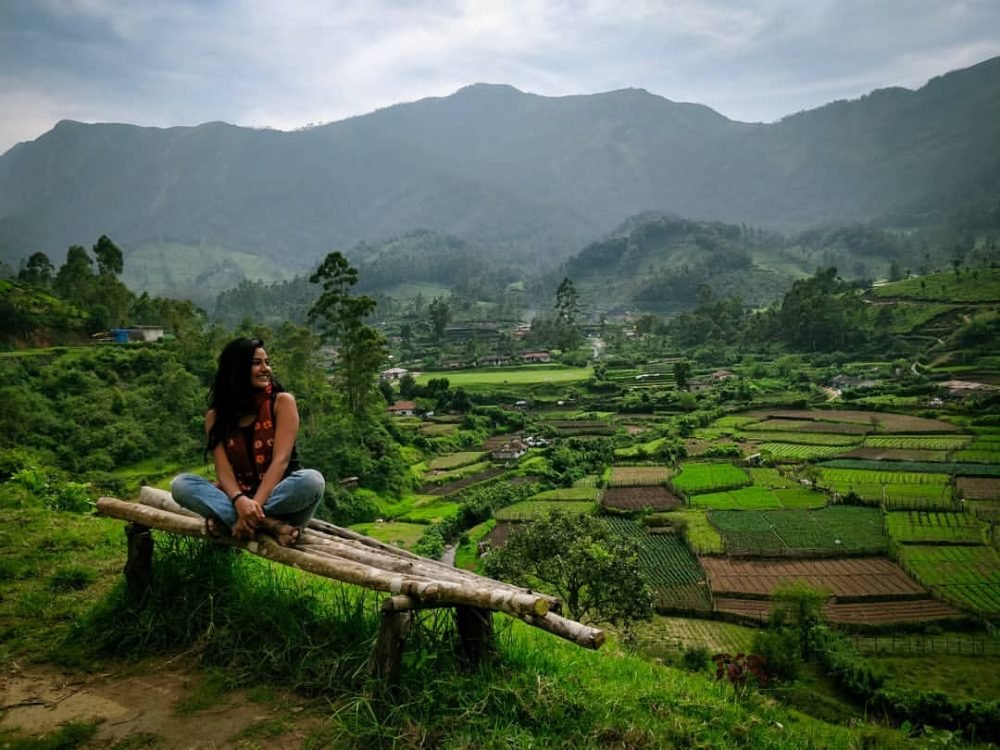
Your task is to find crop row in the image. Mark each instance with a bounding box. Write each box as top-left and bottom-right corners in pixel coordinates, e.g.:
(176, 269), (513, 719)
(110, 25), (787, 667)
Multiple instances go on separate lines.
(821, 459), (1000, 477)
(609, 465), (672, 486)
(755, 443), (845, 460)
(691, 486), (826, 510)
(885, 511), (985, 545)
(738, 431), (861, 446)
(819, 467), (952, 485)
(863, 435), (973, 451)
(896, 545), (1000, 615)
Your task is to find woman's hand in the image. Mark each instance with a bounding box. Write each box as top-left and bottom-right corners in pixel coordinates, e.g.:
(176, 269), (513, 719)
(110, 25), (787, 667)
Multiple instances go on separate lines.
(233, 495), (264, 538)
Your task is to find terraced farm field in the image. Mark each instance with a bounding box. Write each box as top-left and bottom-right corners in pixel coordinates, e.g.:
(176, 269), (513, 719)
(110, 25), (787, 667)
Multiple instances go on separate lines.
(740, 431), (861, 446)
(530, 487), (601, 501)
(818, 468), (953, 509)
(634, 616), (756, 656)
(741, 409), (960, 433)
(427, 451), (487, 470)
(840, 448), (949, 462)
(957, 477), (1000, 500)
(886, 511), (985, 545)
(862, 435), (973, 451)
(712, 596), (964, 625)
(602, 486), (681, 511)
(701, 557), (926, 599)
(743, 418), (870, 435)
(494, 500), (595, 521)
(690, 486), (826, 510)
(896, 545), (1000, 616)
(748, 468), (795, 488)
(665, 510), (725, 555)
(602, 518), (710, 610)
(754, 443), (846, 460)
(671, 463), (750, 494)
(609, 466), (672, 486)
(709, 506), (886, 556)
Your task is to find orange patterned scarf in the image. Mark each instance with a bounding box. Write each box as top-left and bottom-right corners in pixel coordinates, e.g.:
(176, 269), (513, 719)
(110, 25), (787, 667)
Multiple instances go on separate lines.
(225, 384), (276, 494)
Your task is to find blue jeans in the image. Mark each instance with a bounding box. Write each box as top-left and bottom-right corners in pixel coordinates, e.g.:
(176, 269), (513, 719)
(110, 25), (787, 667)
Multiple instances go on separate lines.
(170, 469), (325, 531)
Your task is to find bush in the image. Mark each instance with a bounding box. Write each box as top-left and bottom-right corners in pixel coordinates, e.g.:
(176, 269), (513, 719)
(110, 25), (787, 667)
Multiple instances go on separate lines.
(680, 645), (710, 672)
(752, 628), (801, 682)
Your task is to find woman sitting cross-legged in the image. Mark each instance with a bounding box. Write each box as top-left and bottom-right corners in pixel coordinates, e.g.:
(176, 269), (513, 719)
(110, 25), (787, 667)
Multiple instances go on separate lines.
(172, 336), (324, 546)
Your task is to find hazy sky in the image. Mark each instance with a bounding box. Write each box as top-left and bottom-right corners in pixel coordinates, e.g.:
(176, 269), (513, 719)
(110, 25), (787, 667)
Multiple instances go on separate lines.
(2, 0), (999, 156)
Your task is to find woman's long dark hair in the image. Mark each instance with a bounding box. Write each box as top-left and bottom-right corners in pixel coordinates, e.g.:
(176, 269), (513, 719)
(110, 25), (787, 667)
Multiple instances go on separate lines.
(206, 337), (284, 450)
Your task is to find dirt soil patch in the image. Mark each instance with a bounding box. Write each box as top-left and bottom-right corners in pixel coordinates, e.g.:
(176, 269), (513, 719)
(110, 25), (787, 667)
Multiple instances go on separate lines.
(1, 662), (319, 749)
(602, 486), (681, 512)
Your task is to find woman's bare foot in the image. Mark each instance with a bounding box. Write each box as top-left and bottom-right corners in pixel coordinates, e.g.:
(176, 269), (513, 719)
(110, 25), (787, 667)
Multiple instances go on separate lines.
(205, 517), (228, 539)
(258, 517), (301, 547)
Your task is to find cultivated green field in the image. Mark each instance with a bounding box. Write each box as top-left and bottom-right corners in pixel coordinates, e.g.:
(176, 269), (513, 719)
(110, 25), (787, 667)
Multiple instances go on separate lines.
(691, 486), (827, 511)
(494, 500), (596, 521)
(416, 366), (592, 388)
(710, 506), (886, 556)
(886, 511), (985, 545)
(897, 544), (1000, 615)
(671, 463), (750, 494)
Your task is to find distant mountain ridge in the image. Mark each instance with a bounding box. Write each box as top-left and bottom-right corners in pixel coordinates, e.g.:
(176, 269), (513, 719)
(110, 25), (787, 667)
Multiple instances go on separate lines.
(0, 57), (998, 274)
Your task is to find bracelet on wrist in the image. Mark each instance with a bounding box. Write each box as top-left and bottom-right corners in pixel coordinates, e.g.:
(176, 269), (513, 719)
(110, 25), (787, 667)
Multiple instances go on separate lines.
(230, 492), (247, 504)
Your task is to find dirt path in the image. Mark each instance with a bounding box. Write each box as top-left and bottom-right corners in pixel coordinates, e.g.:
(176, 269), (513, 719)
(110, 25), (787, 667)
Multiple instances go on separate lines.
(1, 662), (319, 748)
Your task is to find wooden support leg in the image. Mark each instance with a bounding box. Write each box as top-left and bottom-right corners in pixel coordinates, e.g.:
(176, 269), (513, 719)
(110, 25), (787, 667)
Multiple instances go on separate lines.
(369, 609), (412, 684)
(455, 605), (494, 666)
(125, 522), (153, 607)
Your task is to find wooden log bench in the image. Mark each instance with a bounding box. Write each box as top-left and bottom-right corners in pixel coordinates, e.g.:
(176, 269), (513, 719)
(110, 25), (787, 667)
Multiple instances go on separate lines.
(97, 488), (604, 682)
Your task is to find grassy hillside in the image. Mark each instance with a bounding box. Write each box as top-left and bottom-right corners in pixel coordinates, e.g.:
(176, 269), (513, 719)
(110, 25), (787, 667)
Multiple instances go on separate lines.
(121, 241), (297, 309)
(0, 481), (933, 750)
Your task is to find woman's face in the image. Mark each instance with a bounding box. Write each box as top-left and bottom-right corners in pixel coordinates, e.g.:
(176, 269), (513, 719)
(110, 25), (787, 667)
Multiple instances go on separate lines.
(250, 347), (272, 390)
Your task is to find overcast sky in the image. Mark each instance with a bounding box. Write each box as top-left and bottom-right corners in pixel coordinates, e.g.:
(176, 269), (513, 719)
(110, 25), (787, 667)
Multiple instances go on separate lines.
(2, 0), (999, 156)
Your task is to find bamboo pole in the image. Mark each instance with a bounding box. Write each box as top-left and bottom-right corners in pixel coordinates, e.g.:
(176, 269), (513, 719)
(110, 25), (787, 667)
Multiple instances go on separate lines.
(297, 533), (559, 609)
(381, 595), (605, 649)
(138, 486), (559, 612)
(97, 498), (548, 617)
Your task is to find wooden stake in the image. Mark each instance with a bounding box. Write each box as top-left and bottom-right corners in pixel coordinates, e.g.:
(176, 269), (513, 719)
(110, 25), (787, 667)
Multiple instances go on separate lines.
(125, 522), (153, 607)
(368, 609), (412, 683)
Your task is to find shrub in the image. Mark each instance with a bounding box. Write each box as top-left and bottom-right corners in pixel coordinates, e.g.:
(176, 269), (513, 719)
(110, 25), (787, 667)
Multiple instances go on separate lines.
(752, 628), (800, 682)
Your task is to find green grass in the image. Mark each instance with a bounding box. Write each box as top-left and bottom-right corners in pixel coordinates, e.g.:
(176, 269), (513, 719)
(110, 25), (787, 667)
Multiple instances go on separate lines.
(871, 268), (1000, 302)
(422, 460), (493, 484)
(665, 509), (725, 555)
(634, 615), (756, 658)
(427, 451), (487, 470)
(494, 501), (596, 521)
(348, 521), (428, 549)
(749, 467), (796, 488)
(454, 519), (495, 571)
(0, 481), (943, 749)
(529, 487), (601, 501)
(871, 655), (1000, 704)
(415, 366), (592, 389)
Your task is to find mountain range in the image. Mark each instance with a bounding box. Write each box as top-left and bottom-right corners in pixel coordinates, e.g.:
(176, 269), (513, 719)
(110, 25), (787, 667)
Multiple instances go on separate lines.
(0, 56), (998, 297)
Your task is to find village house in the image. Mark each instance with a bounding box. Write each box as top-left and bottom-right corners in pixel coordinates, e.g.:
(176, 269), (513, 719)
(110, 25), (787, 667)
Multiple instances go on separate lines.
(521, 351), (551, 363)
(386, 400), (417, 417)
(478, 354), (511, 367)
(380, 366), (409, 380)
(491, 439), (527, 461)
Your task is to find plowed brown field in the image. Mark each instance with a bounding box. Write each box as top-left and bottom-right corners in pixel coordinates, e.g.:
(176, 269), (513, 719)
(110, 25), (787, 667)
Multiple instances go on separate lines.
(700, 557), (926, 598)
(713, 596), (965, 624)
(602, 486), (681, 511)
